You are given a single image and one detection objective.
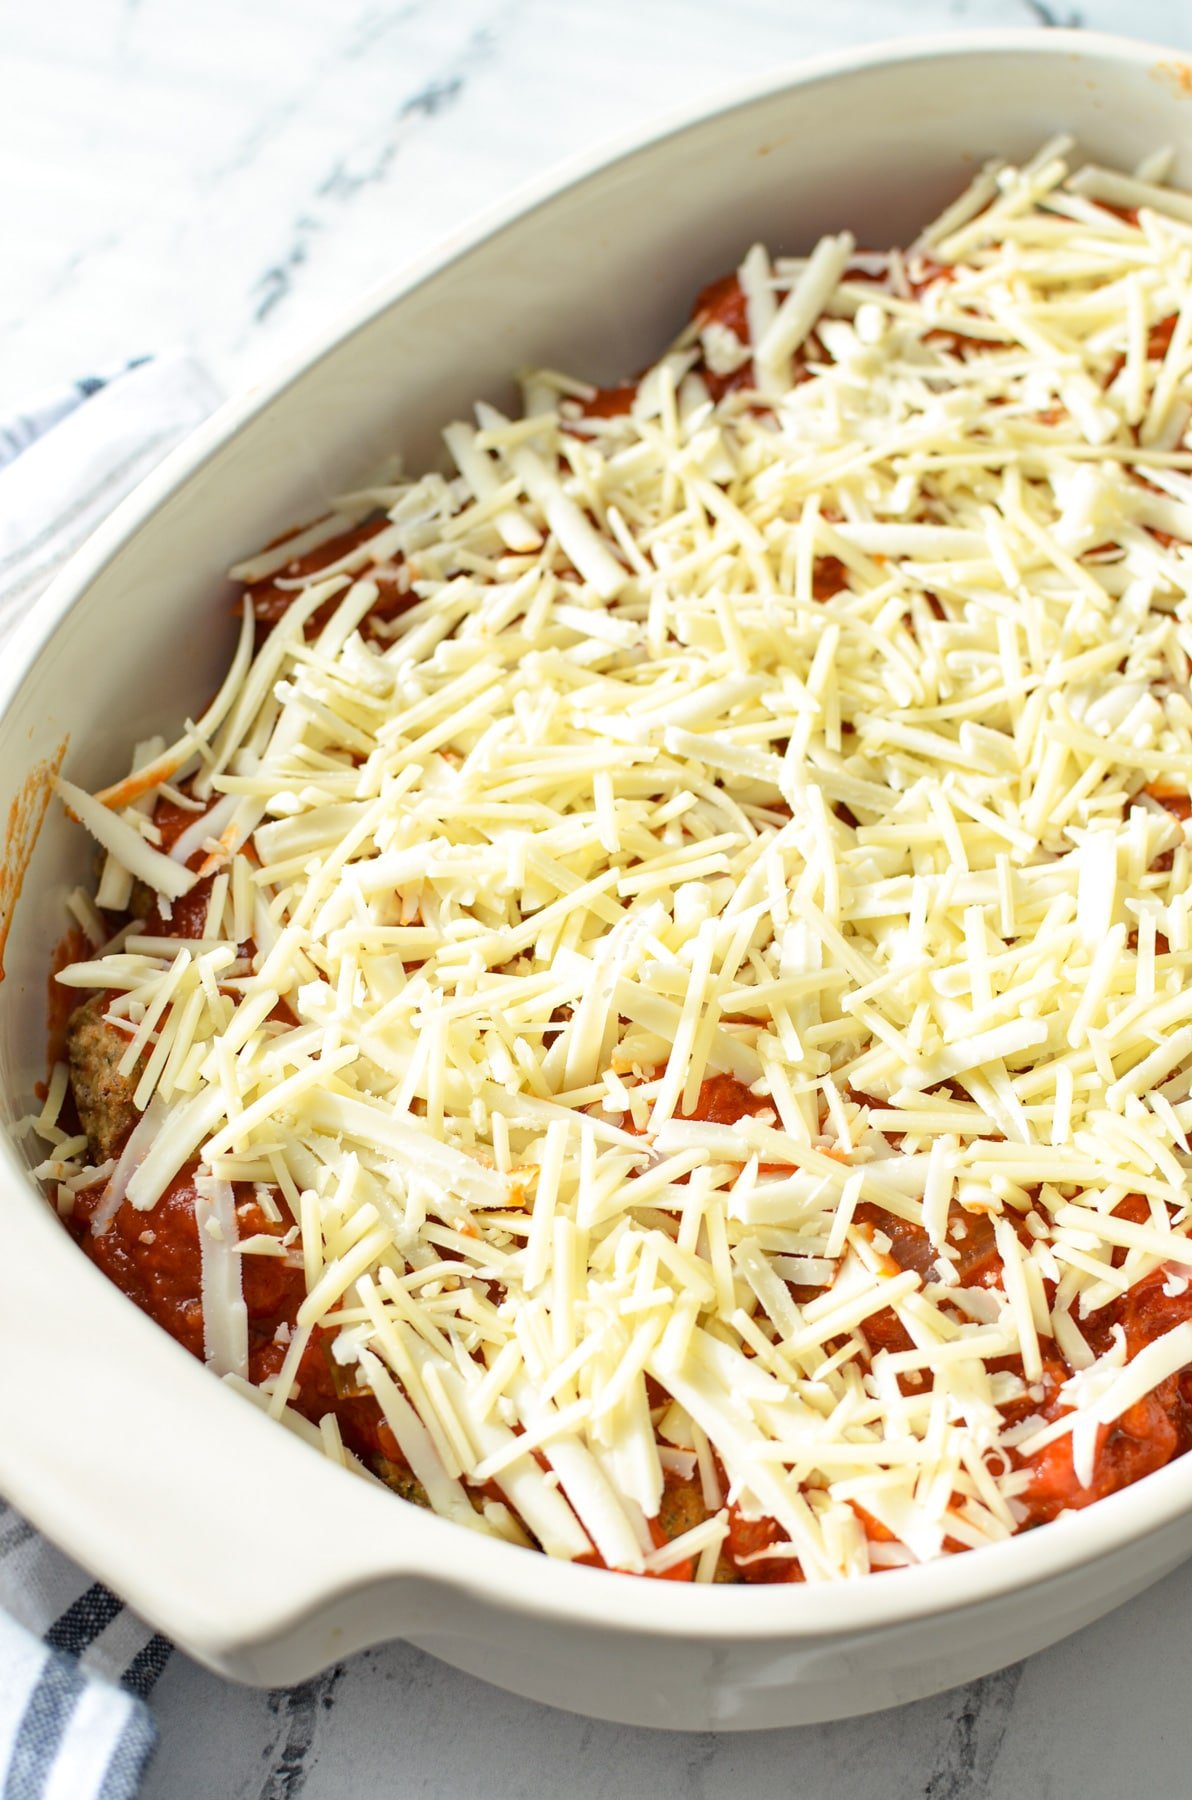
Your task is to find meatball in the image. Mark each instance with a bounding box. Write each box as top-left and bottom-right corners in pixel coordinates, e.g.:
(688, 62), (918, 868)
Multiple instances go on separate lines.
(65, 994), (142, 1162)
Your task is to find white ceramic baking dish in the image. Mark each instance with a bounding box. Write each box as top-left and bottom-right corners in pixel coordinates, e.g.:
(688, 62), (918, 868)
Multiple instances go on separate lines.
(4, 27), (1192, 1732)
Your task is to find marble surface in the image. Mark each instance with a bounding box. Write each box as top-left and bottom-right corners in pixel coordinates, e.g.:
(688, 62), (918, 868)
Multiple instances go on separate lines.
(8, 1), (1192, 1795)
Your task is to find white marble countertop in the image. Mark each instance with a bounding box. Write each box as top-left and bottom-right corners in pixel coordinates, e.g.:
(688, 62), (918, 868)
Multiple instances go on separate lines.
(8, 1), (1192, 1794)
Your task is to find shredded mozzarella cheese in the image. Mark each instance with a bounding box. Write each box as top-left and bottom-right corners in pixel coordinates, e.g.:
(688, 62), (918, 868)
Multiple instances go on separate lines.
(41, 146), (1192, 1579)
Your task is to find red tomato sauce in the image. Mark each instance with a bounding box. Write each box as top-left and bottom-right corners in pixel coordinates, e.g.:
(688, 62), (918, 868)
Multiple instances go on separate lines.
(133, 798), (222, 939)
(46, 927), (89, 1072)
(1013, 1264), (1192, 1528)
(577, 383), (638, 420)
(725, 1504), (803, 1584)
(66, 1172), (400, 1470)
(141, 876), (217, 942)
(244, 517), (415, 648)
(682, 1071), (773, 1125)
(1145, 784), (1192, 822)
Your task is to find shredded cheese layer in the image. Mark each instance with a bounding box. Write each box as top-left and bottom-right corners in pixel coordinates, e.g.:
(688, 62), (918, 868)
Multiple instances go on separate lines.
(33, 139), (1192, 1580)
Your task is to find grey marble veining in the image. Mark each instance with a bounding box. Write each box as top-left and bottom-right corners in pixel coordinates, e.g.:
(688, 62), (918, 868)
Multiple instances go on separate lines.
(7, 1), (1192, 1795)
(141, 1552), (1192, 1798)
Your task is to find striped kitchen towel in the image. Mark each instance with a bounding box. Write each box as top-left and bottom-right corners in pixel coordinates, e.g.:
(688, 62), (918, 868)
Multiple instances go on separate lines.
(0, 358), (153, 467)
(0, 352), (220, 1799)
(0, 352), (220, 641)
(0, 1501), (169, 1800)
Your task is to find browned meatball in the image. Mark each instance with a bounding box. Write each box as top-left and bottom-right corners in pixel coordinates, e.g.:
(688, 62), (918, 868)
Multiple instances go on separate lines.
(374, 1459), (432, 1510)
(656, 1472), (739, 1582)
(66, 994), (142, 1162)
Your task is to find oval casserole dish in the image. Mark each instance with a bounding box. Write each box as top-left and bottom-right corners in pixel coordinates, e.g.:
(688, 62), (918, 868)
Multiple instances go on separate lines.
(4, 29), (1192, 1730)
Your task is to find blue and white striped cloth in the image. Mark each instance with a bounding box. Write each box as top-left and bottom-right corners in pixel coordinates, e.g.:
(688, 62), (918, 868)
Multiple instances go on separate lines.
(0, 1500), (167, 1799)
(0, 359), (153, 467)
(0, 354), (219, 638)
(0, 353), (219, 1799)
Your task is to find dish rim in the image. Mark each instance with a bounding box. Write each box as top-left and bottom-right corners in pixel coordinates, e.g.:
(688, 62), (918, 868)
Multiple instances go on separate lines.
(4, 23), (1192, 1657)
